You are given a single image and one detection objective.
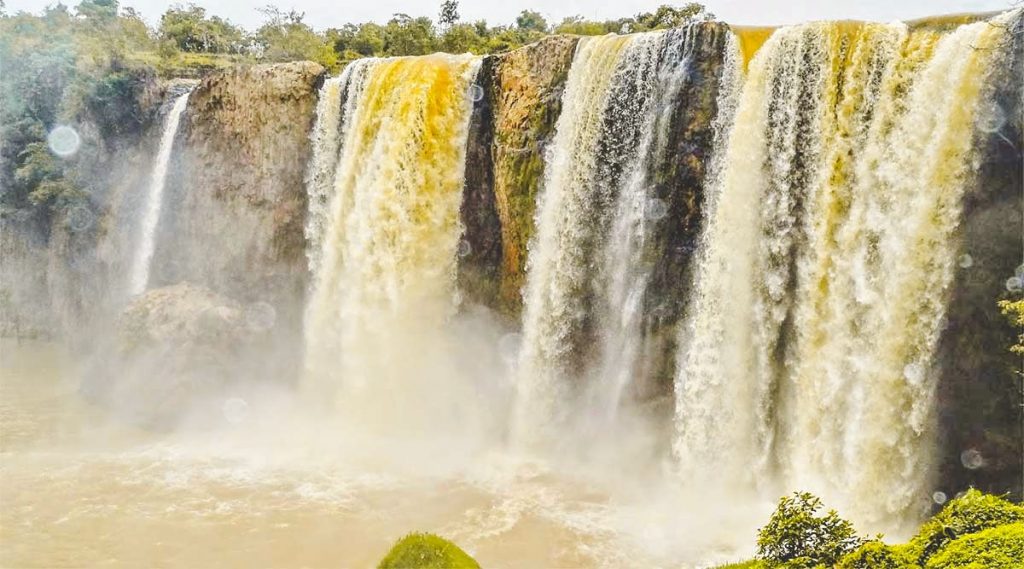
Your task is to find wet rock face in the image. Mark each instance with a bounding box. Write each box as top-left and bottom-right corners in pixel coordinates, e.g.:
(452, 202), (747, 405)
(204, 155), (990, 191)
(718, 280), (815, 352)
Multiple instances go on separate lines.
(459, 36), (580, 317)
(936, 14), (1024, 502)
(153, 61), (326, 330)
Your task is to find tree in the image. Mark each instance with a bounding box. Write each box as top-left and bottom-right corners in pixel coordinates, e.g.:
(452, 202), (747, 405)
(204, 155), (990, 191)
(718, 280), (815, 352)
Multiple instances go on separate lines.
(438, 0), (459, 30)
(756, 492), (864, 568)
(634, 3), (714, 30)
(383, 14), (437, 56)
(256, 5), (337, 69)
(515, 9), (547, 32)
(159, 4), (247, 53)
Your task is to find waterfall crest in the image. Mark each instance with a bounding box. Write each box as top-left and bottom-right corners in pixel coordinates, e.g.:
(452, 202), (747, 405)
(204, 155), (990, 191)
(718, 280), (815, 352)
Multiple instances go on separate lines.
(673, 15), (1013, 532)
(128, 92), (189, 297)
(303, 54), (483, 435)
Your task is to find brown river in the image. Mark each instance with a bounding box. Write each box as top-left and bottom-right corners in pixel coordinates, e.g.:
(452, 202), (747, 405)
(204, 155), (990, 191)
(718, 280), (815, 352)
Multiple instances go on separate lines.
(0, 340), (765, 568)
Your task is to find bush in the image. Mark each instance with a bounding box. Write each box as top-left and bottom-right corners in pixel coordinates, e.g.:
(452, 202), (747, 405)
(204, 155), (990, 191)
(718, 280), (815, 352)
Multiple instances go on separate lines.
(377, 533), (480, 569)
(837, 540), (917, 569)
(756, 492), (864, 568)
(908, 489), (1024, 564)
(924, 523), (1024, 569)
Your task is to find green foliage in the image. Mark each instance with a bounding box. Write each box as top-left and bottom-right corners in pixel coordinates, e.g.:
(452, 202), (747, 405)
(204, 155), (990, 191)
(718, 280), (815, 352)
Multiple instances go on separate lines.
(383, 14), (438, 56)
(438, 0), (459, 29)
(837, 540), (917, 569)
(999, 298), (1024, 355)
(924, 523), (1024, 569)
(377, 533), (480, 569)
(516, 10), (548, 32)
(159, 3), (247, 53)
(907, 489), (1024, 564)
(255, 6), (338, 70)
(712, 561), (767, 569)
(756, 492), (864, 568)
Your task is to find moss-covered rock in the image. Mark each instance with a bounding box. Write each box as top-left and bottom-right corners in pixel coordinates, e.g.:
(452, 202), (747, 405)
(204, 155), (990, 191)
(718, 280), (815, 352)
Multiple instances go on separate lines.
(378, 533), (480, 569)
(836, 540), (917, 569)
(924, 523), (1024, 569)
(907, 489), (1024, 564)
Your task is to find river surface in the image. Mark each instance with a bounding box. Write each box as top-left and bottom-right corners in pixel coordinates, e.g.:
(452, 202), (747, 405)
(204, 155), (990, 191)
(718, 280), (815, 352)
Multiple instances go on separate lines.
(0, 340), (766, 568)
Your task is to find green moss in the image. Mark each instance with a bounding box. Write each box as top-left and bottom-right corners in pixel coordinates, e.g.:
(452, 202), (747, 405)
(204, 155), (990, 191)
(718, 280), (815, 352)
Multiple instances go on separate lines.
(712, 560), (767, 569)
(924, 523), (1024, 569)
(837, 540), (918, 569)
(377, 533), (480, 569)
(907, 489), (1024, 564)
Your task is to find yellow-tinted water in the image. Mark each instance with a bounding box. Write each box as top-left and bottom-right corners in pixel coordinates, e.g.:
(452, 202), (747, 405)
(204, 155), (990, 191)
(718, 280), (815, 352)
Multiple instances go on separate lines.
(0, 341), (767, 568)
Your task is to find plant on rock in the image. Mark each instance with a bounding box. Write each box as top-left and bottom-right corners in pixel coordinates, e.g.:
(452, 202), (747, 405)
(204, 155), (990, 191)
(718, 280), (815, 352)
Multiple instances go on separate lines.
(923, 522), (1024, 569)
(907, 489), (1024, 564)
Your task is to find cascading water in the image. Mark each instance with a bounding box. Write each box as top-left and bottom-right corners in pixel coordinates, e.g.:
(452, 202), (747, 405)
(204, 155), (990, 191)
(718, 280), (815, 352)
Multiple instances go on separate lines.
(512, 32), (662, 449)
(128, 92), (190, 297)
(513, 26), (728, 451)
(303, 54), (483, 436)
(673, 15), (1014, 533)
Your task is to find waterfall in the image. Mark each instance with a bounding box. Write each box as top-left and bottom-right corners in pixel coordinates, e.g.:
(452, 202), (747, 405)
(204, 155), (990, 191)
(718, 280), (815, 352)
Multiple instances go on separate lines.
(513, 26), (726, 449)
(673, 14), (1013, 532)
(128, 92), (189, 297)
(303, 54), (482, 435)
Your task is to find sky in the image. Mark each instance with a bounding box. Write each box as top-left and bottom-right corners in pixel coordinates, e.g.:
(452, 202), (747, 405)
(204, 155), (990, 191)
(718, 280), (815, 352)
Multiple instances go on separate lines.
(4, 0), (1017, 30)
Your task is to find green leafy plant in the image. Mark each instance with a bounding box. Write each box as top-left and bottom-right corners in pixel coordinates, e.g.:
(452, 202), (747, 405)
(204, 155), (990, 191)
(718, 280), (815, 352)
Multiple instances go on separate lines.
(377, 533), (480, 569)
(837, 539), (917, 569)
(907, 489), (1024, 564)
(924, 523), (1024, 569)
(756, 492), (864, 568)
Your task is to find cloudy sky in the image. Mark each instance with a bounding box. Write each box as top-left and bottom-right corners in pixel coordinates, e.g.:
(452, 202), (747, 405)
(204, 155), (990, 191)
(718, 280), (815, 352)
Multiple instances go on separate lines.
(5, 0), (1017, 30)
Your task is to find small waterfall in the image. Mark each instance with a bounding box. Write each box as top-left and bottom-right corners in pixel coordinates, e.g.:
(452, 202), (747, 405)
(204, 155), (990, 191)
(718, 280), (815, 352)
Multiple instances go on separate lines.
(673, 14), (1013, 532)
(128, 92), (190, 297)
(303, 54), (482, 435)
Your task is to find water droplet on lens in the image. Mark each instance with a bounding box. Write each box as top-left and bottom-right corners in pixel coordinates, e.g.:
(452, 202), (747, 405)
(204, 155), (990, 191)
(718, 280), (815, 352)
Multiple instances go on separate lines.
(960, 449), (985, 470)
(245, 301), (276, 332)
(457, 240), (472, 258)
(48, 125), (81, 157)
(932, 491), (947, 505)
(645, 198), (668, 221)
(66, 205), (94, 232)
(499, 332), (521, 365)
(903, 362), (924, 385)
(1016, 264), (1024, 279)
(978, 102), (1006, 134)
(469, 84), (484, 102)
(222, 397), (249, 424)
(1006, 276), (1023, 293)
(957, 254), (973, 269)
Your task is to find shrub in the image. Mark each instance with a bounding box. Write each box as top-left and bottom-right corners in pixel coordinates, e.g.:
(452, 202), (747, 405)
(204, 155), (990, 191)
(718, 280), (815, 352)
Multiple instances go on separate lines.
(756, 492), (864, 568)
(924, 523), (1024, 569)
(908, 489), (1024, 564)
(837, 539), (918, 569)
(377, 533), (480, 569)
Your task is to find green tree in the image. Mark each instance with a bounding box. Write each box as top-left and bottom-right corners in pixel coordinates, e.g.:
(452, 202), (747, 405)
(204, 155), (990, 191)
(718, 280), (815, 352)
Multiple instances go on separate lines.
(383, 14), (437, 56)
(159, 4), (247, 53)
(634, 3), (714, 31)
(438, 0), (459, 29)
(255, 5), (337, 69)
(515, 9), (547, 32)
(756, 492), (864, 568)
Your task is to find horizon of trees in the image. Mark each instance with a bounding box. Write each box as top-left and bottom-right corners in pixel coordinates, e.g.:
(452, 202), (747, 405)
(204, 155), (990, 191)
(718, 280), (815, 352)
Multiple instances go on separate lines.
(1, 1), (715, 72)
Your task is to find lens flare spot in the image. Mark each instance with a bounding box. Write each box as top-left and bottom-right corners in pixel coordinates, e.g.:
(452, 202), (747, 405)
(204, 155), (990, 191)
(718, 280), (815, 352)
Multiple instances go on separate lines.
(48, 125), (81, 157)
(469, 84), (484, 102)
(222, 397), (249, 424)
(960, 449), (985, 470)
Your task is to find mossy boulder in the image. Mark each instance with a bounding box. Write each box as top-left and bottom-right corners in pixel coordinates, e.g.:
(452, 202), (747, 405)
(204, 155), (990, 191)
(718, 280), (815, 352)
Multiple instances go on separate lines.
(907, 489), (1024, 564)
(924, 523), (1024, 569)
(837, 540), (917, 569)
(377, 533), (480, 569)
